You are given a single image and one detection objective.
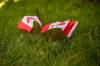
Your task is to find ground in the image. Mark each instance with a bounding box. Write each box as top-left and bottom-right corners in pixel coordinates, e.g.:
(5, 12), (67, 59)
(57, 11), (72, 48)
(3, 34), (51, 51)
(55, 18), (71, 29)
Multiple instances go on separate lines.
(0, 0), (100, 66)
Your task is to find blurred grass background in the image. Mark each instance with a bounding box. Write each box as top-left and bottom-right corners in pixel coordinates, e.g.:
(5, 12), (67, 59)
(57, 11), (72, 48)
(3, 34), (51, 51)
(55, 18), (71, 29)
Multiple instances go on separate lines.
(0, 0), (100, 66)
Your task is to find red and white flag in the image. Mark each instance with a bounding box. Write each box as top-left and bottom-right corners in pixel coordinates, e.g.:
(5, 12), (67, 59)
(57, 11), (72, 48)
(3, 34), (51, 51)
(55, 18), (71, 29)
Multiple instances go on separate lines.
(18, 16), (41, 32)
(41, 20), (78, 38)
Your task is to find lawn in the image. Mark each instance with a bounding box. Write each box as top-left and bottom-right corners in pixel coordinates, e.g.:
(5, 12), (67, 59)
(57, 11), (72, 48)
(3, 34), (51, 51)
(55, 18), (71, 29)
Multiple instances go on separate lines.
(0, 0), (100, 66)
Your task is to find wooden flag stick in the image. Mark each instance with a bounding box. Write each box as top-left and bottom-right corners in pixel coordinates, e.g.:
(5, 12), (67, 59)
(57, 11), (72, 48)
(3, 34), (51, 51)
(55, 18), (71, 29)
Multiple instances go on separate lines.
(36, 8), (41, 21)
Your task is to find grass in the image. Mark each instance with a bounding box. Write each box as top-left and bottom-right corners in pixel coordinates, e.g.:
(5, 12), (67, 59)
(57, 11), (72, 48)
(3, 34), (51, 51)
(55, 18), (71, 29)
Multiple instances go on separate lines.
(0, 0), (100, 66)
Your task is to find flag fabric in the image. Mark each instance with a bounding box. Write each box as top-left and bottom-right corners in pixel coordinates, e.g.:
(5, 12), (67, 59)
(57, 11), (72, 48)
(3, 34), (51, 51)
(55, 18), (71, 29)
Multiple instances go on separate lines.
(18, 16), (78, 38)
(18, 16), (41, 32)
(41, 20), (78, 38)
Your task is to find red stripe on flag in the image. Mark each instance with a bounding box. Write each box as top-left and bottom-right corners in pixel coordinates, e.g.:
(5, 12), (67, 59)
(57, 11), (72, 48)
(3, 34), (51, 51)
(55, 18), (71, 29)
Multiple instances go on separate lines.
(18, 22), (32, 32)
(41, 24), (50, 33)
(63, 20), (76, 36)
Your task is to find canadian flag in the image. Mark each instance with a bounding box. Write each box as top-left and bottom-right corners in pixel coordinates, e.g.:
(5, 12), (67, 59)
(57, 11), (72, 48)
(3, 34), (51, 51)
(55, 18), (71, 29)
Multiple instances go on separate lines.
(41, 20), (78, 38)
(18, 16), (42, 32)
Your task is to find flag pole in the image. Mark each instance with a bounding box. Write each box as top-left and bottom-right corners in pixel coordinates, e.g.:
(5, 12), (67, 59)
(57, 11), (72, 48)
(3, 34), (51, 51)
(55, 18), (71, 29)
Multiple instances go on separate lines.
(36, 8), (41, 21)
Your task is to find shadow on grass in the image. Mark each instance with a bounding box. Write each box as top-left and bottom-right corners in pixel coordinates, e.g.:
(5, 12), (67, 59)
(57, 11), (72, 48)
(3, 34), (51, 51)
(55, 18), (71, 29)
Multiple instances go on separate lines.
(30, 25), (75, 47)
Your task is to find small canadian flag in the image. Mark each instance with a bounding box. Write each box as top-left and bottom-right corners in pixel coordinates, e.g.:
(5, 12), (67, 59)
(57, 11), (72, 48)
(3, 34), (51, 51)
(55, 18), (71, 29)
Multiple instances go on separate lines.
(18, 16), (41, 32)
(41, 20), (78, 38)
